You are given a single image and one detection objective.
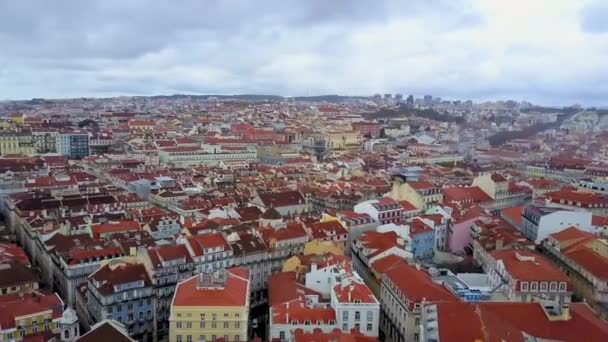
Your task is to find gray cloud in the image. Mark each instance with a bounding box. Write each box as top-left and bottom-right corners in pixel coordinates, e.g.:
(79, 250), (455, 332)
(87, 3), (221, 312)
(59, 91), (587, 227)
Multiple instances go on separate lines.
(0, 0), (605, 106)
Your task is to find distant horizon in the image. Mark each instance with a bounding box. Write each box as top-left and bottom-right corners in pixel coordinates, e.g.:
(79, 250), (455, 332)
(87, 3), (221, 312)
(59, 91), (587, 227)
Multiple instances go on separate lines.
(0, 92), (602, 109)
(1, 1), (607, 107)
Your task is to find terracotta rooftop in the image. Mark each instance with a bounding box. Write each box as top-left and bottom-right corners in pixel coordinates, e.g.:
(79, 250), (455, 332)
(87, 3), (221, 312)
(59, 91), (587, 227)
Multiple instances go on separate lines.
(490, 249), (570, 286)
(432, 301), (608, 342)
(172, 267), (250, 307)
(383, 261), (458, 307)
(77, 320), (135, 342)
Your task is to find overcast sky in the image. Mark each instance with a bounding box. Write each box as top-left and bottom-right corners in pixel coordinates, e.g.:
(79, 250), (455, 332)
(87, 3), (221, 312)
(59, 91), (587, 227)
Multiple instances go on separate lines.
(1, 0), (607, 105)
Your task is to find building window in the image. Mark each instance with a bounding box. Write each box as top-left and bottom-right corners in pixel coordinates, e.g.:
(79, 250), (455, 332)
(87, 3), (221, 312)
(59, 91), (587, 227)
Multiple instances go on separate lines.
(530, 282), (538, 292)
(355, 323), (360, 331)
(212, 322), (217, 328)
(279, 332), (285, 340)
(305, 320), (311, 325)
(200, 321), (205, 328)
(343, 323), (348, 331)
(235, 335), (240, 341)
(212, 336), (216, 342)
(367, 311), (373, 322)
(235, 322), (240, 328)
(550, 282), (557, 292)
(540, 282), (548, 292)
(559, 282), (567, 292)
(367, 323), (373, 331)
(224, 322), (229, 328)
(187, 335), (192, 342)
(176, 322), (182, 328)
(176, 335), (182, 342)
(343, 311), (349, 320)
(186, 322), (192, 329)
(355, 311), (360, 321)
(520, 282), (528, 291)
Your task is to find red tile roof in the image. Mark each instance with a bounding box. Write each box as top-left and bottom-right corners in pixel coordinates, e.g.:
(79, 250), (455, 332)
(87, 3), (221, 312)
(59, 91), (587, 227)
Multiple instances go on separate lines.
(257, 190), (306, 208)
(272, 301), (336, 324)
(0, 243), (30, 266)
(545, 189), (608, 208)
(433, 300), (608, 341)
(408, 180), (437, 191)
(146, 244), (192, 269)
(173, 267), (250, 307)
(410, 217), (434, 236)
(268, 272), (323, 307)
(562, 243), (608, 280)
(459, 302), (608, 342)
(383, 261), (458, 307)
(490, 173), (507, 182)
(89, 261), (151, 295)
(501, 206), (524, 226)
(0, 292), (63, 330)
(308, 221), (348, 240)
(333, 279), (377, 304)
(186, 232), (229, 257)
(443, 186), (492, 203)
(259, 223), (308, 245)
(293, 329), (378, 342)
(490, 250), (570, 286)
(371, 254), (405, 275)
(91, 220), (141, 238)
(398, 200), (418, 211)
(433, 301), (524, 342)
(549, 226), (594, 243)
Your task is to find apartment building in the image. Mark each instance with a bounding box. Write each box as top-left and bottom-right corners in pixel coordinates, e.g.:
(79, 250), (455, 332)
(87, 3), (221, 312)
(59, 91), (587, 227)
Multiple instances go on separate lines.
(170, 268), (251, 342)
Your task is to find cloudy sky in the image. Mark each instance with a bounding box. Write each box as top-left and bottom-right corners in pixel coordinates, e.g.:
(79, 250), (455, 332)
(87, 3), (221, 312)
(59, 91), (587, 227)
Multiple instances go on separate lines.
(1, 0), (607, 105)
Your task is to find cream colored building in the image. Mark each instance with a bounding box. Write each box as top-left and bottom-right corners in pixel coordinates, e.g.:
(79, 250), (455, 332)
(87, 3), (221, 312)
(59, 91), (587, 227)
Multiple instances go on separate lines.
(324, 131), (361, 150)
(390, 178), (442, 209)
(170, 268), (250, 342)
(0, 131), (34, 156)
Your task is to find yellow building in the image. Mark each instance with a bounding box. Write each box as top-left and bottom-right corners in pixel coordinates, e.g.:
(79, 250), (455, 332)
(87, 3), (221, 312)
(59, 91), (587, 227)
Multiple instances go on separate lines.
(170, 268), (250, 342)
(0, 131), (34, 156)
(9, 113), (24, 125)
(303, 239), (344, 256)
(282, 255), (306, 274)
(390, 178), (442, 209)
(0, 292), (77, 341)
(324, 130), (361, 150)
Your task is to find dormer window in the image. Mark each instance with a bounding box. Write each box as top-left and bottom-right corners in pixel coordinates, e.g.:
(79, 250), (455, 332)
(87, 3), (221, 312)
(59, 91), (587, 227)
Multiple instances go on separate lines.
(559, 282), (567, 292)
(291, 320), (298, 325)
(549, 282), (557, 292)
(304, 320), (311, 325)
(520, 282), (529, 291)
(530, 282), (538, 292)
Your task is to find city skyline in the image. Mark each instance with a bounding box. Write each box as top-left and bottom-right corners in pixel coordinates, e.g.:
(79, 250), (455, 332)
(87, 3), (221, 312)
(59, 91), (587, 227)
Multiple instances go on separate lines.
(1, 0), (607, 106)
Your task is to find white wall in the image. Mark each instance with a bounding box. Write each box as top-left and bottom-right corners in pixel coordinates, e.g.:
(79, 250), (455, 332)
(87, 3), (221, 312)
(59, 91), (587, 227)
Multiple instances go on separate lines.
(537, 211), (594, 244)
